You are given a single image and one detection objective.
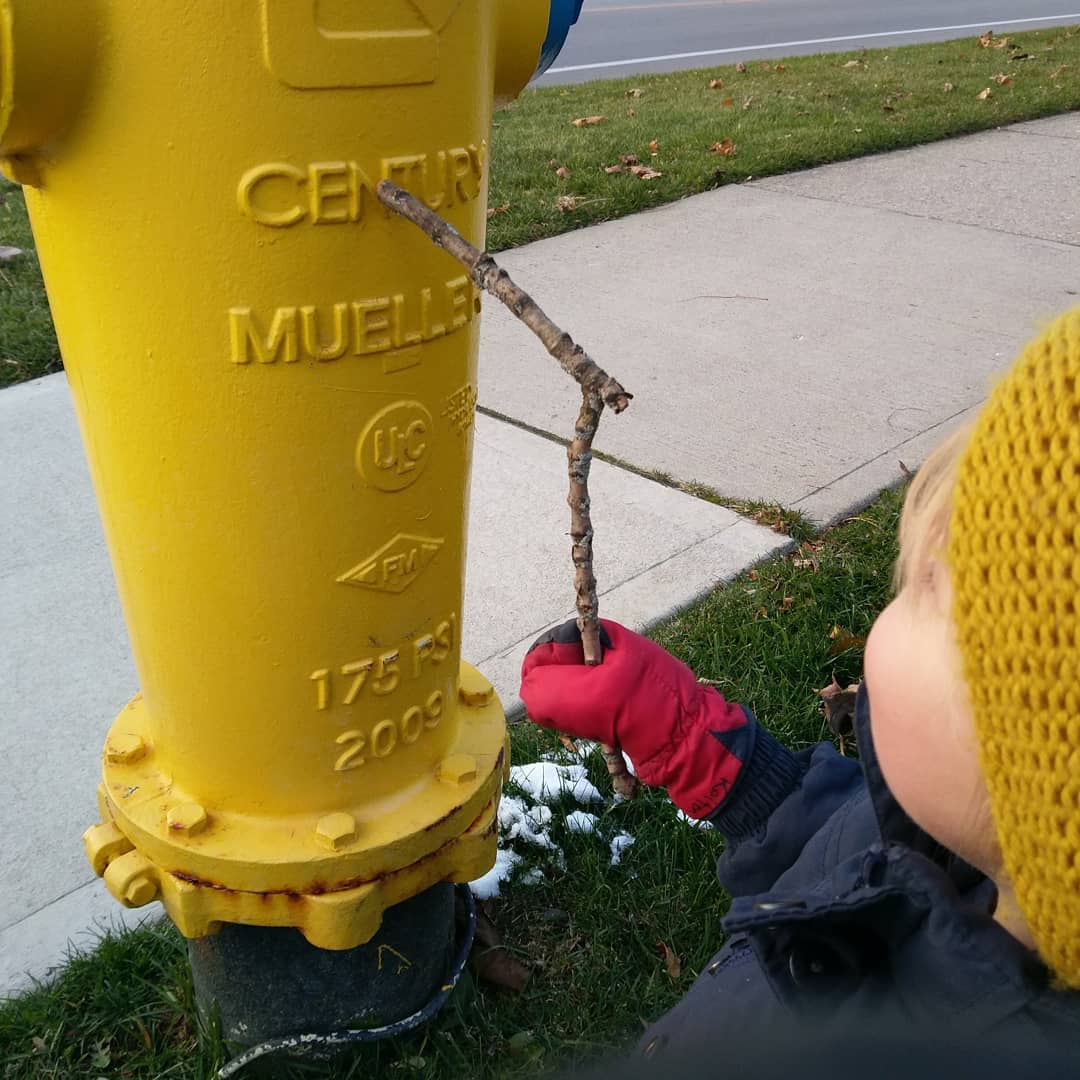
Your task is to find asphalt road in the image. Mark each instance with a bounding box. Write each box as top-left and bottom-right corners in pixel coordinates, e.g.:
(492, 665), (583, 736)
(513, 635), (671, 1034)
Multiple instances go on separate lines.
(537, 0), (1080, 84)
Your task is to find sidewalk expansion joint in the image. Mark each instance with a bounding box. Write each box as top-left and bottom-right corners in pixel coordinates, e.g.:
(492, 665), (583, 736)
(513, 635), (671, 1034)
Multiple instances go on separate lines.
(481, 517), (782, 673)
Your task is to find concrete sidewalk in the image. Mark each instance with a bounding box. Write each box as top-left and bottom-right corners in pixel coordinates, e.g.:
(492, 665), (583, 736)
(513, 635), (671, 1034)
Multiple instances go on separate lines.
(3, 113), (1079, 997)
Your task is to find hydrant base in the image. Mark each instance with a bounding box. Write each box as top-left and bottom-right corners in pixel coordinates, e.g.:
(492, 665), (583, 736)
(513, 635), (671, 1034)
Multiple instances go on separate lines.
(191, 883), (455, 1059)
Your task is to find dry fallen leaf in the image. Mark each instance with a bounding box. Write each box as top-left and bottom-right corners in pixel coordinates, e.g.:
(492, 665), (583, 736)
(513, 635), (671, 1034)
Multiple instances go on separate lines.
(656, 942), (682, 981)
(736, 62), (748, 73)
(485, 202), (511, 219)
(747, 568), (759, 582)
(994, 72), (1014, 86)
(571, 115), (608, 127)
(471, 908), (531, 993)
(722, 96), (735, 106)
(781, 596), (795, 613)
(978, 30), (1008, 49)
(604, 164), (625, 174)
(708, 78), (724, 89)
(554, 166), (571, 180)
(742, 95), (756, 110)
(943, 81), (955, 92)
(629, 164), (662, 180)
(829, 625), (868, 656)
(816, 675), (862, 738)
(619, 152), (639, 165)
(648, 138), (659, 155)
(555, 194), (579, 211)
(793, 542), (821, 571)
(755, 606), (769, 621)
(843, 59), (865, 68)
(977, 87), (993, 100)
(774, 64), (787, 72)
(626, 87), (644, 98)
(708, 138), (736, 156)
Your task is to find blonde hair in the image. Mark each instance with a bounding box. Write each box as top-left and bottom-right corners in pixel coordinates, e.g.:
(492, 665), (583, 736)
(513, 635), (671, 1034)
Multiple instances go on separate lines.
(896, 423), (1002, 874)
(894, 425), (973, 597)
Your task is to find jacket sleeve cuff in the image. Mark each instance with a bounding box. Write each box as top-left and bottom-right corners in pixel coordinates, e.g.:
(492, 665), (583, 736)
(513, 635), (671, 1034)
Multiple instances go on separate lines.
(706, 713), (804, 846)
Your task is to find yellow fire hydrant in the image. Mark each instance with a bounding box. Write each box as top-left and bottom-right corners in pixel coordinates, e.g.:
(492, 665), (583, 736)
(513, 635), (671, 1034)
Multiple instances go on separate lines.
(2, 0), (582, 1053)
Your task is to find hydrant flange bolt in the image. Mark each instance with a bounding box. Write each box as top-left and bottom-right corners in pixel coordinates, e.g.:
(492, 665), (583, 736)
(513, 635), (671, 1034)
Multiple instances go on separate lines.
(438, 754), (478, 785)
(458, 669), (495, 708)
(106, 732), (147, 765)
(315, 812), (358, 851)
(125, 875), (158, 907)
(167, 803), (208, 837)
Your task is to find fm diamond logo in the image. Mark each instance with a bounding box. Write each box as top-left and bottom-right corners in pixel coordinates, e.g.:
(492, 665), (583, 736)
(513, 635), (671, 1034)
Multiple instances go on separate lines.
(337, 534), (444, 594)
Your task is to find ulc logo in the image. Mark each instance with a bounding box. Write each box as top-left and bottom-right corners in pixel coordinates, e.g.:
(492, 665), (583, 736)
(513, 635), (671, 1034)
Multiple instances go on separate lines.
(357, 401), (433, 491)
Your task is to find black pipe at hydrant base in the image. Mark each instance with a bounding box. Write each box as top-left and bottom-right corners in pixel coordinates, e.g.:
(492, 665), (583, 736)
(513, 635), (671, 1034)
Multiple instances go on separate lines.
(189, 883), (462, 1074)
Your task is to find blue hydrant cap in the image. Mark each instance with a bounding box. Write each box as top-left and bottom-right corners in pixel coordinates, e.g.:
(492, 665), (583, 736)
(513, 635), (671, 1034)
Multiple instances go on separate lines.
(534, 0), (585, 78)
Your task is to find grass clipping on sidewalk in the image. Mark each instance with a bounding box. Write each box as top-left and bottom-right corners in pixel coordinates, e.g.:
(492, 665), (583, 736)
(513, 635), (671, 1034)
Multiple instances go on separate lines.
(488, 25), (1080, 249)
(0, 488), (903, 1079)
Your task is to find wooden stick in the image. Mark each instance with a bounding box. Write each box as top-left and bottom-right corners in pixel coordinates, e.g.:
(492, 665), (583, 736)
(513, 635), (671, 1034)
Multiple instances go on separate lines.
(377, 180), (639, 800)
(571, 391), (640, 801)
(375, 181), (632, 414)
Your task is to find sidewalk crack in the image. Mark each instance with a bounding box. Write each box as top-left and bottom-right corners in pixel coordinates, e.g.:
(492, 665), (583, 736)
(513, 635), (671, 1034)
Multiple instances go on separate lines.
(792, 402), (982, 508)
(749, 185), (1080, 249)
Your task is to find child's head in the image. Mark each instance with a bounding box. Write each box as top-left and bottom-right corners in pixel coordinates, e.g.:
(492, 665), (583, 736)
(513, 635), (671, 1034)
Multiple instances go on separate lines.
(864, 306), (1080, 989)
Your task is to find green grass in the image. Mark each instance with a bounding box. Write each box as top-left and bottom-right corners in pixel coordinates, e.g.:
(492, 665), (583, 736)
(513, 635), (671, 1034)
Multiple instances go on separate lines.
(487, 25), (1080, 250)
(0, 182), (58, 387)
(0, 486), (904, 1079)
(3, 28), (1079, 388)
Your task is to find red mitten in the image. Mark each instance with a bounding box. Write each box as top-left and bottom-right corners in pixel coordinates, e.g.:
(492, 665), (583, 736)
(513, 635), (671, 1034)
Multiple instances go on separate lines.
(520, 619), (750, 819)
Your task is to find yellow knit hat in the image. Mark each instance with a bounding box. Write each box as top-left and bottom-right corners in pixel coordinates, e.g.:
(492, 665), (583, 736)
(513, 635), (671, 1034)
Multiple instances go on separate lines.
(949, 305), (1080, 989)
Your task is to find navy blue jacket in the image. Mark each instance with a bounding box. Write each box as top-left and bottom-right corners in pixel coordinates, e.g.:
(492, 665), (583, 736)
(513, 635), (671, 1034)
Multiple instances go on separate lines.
(635, 686), (1080, 1062)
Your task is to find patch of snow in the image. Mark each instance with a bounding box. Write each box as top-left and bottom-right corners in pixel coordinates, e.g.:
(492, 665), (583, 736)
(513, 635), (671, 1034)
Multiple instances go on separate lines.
(520, 867), (546, 886)
(564, 810), (599, 835)
(609, 832), (635, 866)
(470, 848), (521, 899)
(509, 762), (602, 805)
(498, 795), (560, 851)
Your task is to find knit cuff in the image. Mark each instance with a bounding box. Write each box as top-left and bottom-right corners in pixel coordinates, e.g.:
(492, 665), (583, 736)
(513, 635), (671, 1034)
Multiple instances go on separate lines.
(706, 719), (804, 846)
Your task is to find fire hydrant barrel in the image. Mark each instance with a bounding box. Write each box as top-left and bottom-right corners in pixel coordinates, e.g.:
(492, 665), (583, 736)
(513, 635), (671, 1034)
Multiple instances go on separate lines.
(2, 0), (558, 952)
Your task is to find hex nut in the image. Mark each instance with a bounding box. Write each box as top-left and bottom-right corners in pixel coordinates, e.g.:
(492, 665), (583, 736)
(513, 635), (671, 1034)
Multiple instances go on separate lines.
(439, 753), (478, 785)
(106, 732), (147, 765)
(315, 812), (358, 851)
(124, 875), (158, 906)
(167, 803), (208, 836)
(82, 822), (134, 877)
(458, 670), (495, 708)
